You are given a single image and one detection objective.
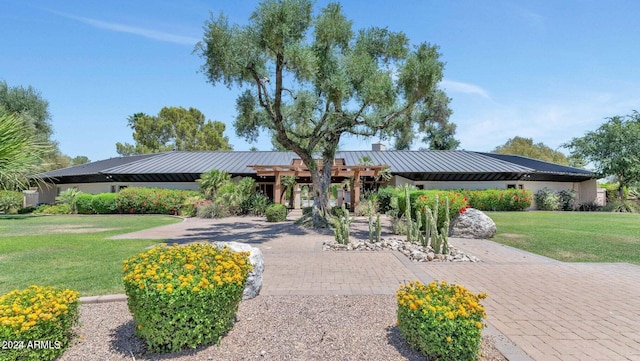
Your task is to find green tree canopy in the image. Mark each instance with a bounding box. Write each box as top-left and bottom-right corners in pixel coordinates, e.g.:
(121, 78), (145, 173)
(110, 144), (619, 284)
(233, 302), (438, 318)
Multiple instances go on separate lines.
(196, 0), (448, 223)
(0, 81), (89, 173)
(564, 111), (640, 199)
(492, 136), (569, 165)
(116, 107), (232, 156)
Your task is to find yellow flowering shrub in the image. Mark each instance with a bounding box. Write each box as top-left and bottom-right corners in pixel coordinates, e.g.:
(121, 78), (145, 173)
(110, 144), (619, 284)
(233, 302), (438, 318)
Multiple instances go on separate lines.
(0, 285), (79, 361)
(123, 242), (252, 353)
(397, 280), (487, 361)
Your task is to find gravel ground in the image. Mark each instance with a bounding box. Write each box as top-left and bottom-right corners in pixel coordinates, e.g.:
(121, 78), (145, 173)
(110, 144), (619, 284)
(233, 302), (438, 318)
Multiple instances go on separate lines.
(59, 295), (506, 361)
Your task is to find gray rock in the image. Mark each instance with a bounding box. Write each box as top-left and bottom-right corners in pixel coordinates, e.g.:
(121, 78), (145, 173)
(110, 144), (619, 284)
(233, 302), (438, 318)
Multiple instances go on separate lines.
(212, 241), (264, 300)
(449, 208), (497, 239)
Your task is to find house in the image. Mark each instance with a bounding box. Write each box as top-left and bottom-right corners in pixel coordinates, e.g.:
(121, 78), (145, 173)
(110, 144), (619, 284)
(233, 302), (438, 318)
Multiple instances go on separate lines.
(34, 147), (597, 210)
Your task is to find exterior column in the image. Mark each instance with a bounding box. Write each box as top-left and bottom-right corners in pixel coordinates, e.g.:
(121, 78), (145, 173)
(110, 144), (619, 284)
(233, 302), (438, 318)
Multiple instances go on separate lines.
(274, 172), (281, 204)
(351, 171), (360, 212)
(294, 185), (301, 209)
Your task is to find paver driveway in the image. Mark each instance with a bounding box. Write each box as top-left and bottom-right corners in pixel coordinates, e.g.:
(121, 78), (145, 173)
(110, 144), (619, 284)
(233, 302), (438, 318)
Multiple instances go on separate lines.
(112, 215), (640, 360)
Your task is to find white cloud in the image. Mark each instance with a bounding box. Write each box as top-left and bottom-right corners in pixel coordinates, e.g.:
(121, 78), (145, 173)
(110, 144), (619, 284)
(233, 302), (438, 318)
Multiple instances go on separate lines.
(440, 79), (490, 99)
(49, 10), (199, 45)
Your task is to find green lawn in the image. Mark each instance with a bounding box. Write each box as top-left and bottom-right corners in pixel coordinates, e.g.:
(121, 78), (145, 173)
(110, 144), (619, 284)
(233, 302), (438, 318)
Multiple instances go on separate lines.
(487, 211), (640, 265)
(0, 214), (181, 296)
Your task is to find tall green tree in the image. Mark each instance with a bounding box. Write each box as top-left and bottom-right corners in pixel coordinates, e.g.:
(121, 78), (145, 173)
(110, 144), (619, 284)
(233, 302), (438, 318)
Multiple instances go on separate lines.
(0, 113), (49, 190)
(564, 111), (640, 199)
(493, 136), (569, 165)
(0, 81), (52, 143)
(0, 81), (88, 172)
(196, 0), (447, 224)
(116, 107), (232, 156)
(392, 89), (458, 150)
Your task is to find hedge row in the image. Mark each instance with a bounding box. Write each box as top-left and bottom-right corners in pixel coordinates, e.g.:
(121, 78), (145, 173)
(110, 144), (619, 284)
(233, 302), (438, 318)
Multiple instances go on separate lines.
(461, 189), (533, 211)
(74, 188), (203, 215)
(378, 187), (533, 214)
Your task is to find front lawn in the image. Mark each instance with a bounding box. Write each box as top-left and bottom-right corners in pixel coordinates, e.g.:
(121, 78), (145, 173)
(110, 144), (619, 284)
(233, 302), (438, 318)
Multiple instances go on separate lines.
(0, 214), (181, 296)
(487, 211), (640, 265)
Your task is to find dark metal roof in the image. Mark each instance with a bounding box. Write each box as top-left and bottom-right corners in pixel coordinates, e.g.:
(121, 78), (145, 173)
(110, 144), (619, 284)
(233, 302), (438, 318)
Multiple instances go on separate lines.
(35, 150), (594, 184)
(35, 154), (157, 183)
(103, 151), (298, 175)
(336, 150), (533, 173)
(476, 153), (593, 177)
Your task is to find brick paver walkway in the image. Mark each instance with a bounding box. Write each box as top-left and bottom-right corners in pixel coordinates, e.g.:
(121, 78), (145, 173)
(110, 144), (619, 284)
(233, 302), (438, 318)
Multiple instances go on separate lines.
(112, 215), (640, 360)
(422, 238), (640, 361)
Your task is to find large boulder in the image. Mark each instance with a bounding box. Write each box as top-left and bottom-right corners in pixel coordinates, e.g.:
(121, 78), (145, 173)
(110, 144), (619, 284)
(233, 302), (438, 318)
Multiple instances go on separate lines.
(449, 208), (496, 239)
(212, 241), (264, 300)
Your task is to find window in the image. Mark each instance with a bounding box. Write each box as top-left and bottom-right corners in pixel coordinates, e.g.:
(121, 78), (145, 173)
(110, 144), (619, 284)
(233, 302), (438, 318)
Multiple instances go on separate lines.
(118, 185), (128, 192)
(110, 185), (117, 193)
(507, 184), (516, 189)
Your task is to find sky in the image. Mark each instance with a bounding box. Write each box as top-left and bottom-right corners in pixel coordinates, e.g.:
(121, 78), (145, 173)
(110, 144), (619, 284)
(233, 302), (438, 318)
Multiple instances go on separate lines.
(2, 0), (639, 163)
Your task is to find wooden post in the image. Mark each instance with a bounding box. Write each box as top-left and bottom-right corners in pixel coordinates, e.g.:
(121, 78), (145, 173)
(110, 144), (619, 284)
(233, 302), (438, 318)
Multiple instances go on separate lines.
(274, 171), (281, 204)
(352, 169), (360, 212)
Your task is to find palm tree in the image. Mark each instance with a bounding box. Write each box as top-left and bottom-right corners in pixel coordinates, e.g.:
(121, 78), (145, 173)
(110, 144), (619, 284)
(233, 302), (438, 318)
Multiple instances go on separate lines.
(196, 169), (231, 199)
(0, 112), (48, 190)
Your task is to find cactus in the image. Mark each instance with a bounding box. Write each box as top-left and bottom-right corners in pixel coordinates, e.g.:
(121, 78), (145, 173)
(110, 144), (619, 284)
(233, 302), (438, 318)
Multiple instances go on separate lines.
(375, 213), (381, 243)
(333, 205), (351, 245)
(403, 185), (416, 243)
(368, 200), (375, 242)
(423, 195), (450, 254)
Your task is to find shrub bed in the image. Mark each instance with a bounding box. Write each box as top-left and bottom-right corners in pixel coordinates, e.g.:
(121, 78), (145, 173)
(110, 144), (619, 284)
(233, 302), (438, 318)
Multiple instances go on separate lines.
(397, 190), (469, 229)
(75, 193), (95, 214)
(0, 190), (22, 213)
(265, 204), (287, 222)
(122, 243), (252, 352)
(462, 189), (532, 211)
(397, 280), (487, 361)
(115, 187), (202, 215)
(0, 285), (79, 361)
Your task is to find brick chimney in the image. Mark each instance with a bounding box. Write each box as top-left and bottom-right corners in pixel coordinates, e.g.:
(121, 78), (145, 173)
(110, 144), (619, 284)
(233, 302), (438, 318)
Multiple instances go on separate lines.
(372, 142), (386, 151)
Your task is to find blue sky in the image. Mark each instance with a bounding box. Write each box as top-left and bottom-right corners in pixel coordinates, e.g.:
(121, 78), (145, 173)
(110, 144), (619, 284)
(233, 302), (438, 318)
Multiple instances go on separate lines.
(2, 0), (639, 163)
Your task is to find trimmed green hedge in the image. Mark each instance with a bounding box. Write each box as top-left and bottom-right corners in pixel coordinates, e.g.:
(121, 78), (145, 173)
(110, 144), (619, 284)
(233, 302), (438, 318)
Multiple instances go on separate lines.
(462, 189), (532, 211)
(115, 187), (202, 215)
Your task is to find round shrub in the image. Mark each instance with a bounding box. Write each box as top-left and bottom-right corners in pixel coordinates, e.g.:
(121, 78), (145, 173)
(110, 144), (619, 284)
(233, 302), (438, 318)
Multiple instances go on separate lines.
(397, 280), (487, 361)
(0, 285), (79, 361)
(91, 193), (118, 214)
(0, 190), (22, 213)
(75, 193), (95, 214)
(265, 203), (287, 222)
(534, 188), (560, 211)
(123, 243), (252, 353)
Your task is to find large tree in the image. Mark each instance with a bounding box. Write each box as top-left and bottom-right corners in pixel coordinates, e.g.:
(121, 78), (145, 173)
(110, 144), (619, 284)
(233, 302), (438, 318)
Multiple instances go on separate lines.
(196, 0), (447, 224)
(392, 89), (458, 150)
(493, 136), (570, 165)
(116, 106), (232, 156)
(0, 81), (89, 172)
(564, 111), (640, 199)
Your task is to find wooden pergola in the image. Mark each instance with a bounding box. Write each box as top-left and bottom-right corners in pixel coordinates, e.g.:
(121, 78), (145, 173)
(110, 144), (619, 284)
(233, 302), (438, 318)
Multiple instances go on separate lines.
(249, 159), (389, 211)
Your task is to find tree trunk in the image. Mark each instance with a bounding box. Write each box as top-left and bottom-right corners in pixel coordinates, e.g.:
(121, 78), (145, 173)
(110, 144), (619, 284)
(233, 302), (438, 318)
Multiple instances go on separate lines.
(309, 162), (333, 227)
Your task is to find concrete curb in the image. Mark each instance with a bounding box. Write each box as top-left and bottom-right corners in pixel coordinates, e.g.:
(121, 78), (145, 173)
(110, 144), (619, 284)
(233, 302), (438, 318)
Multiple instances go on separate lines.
(79, 294), (127, 304)
(484, 321), (534, 361)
